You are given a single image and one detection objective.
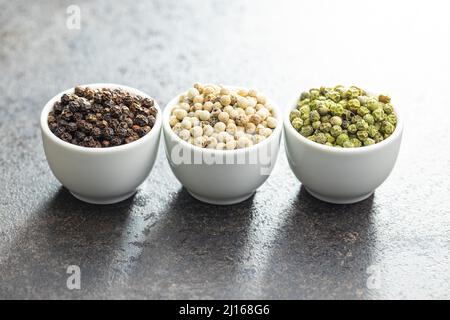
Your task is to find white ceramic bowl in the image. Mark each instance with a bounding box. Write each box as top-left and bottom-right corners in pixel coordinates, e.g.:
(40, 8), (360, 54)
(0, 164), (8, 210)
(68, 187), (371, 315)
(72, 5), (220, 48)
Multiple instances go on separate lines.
(284, 93), (403, 204)
(40, 83), (162, 204)
(163, 87), (283, 205)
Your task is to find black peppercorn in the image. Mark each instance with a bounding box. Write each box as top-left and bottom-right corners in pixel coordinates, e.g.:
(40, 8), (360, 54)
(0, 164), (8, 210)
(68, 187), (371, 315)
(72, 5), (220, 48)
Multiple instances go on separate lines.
(148, 115), (156, 127)
(48, 87), (157, 147)
(116, 127), (128, 138)
(110, 137), (122, 146)
(49, 122), (58, 132)
(142, 98), (154, 108)
(53, 102), (63, 114)
(134, 114), (148, 126)
(74, 86), (85, 97)
(82, 136), (96, 148)
(81, 121), (93, 134)
(148, 106), (157, 117)
(78, 98), (91, 113)
(92, 103), (103, 113)
(123, 95), (133, 106)
(93, 92), (103, 103)
(54, 126), (65, 136)
(60, 132), (72, 142)
(61, 94), (71, 106)
(61, 108), (73, 121)
(86, 114), (97, 123)
(67, 122), (77, 132)
(104, 99), (115, 109)
(68, 100), (80, 113)
(91, 127), (102, 138)
(74, 112), (83, 121)
(111, 105), (122, 118)
(75, 131), (86, 141)
(102, 127), (114, 139)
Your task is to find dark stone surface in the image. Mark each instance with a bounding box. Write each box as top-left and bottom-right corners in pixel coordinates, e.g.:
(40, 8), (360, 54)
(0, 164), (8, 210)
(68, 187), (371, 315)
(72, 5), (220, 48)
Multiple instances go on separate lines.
(1, 0), (449, 299)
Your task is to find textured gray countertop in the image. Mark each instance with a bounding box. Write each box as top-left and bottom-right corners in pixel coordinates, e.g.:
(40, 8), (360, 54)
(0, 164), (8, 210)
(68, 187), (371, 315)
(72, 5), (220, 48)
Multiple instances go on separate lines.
(1, 0), (449, 299)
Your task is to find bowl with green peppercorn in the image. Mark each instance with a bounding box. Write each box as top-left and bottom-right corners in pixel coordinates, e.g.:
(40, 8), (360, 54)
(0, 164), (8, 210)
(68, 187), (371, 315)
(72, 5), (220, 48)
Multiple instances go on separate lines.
(40, 83), (162, 204)
(284, 85), (403, 204)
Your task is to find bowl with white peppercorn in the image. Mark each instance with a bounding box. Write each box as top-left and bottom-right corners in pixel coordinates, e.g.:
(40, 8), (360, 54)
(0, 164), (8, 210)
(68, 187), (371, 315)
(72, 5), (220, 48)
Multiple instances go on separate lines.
(163, 83), (282, 205)
(40, 83), (162, 204)
(284, 85), (403, 204)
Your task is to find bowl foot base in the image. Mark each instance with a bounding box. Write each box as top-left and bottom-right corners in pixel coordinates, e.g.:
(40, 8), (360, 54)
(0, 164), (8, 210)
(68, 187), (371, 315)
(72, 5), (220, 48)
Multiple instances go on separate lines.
(305, 187), (373, 204)
(187, 189), (255, 205)
(70, 190), (137, 204)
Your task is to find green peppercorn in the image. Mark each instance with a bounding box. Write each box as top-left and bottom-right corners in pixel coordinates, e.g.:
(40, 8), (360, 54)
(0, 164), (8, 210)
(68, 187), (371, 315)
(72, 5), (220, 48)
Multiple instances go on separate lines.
(387, 113), (397, 125)
(315, 132), (327, 144)
(321, 122), (332, 133)
(336, 133), (349, 146)
(299, 105), (310, 119)
(372, 108), (386, 121)
(343, 140), (354, 148)
(300, 125), (314, 137)
(357, 130), (369, 140)
(330, 116), (342, 126)
(348, 98), (361, 111)
(383, 103), (394, 114)
(309, 110), (319, 122)
(318, 105), (329, 116)
(331, 104), (344, 116)
(299, 98), (310, 107)
(364, 138), (375, 146)
(381, 121), (395, 135)
(291, 86), (397, 148)
(363, 114), (375, 125)
(347, 123), (357, 134)
(368, 125), (378, 138)
(374, 132), (384, 143)
(325, 133), (335, 144)
(356, 120), (369, 131)
(321, 115), (331, 123)
(300, 91), (310, 101)
(327, 90), (341, 102)
(309, 89), (320, 99)
(292, 117), (303, 130)
(346, 87), (360, 99)
(351, 138), (362, 147)
(290, 110), (301, 121)
(330, 125), (343, 137)
(366, 97), (380, 111)
(357, 106), (370, 117)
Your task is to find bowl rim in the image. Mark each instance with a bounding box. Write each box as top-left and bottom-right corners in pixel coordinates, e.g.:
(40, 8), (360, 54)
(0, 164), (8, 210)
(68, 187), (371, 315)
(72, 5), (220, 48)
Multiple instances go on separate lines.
(163, 85), (283, 155)
(40, 83), (162, 154)
(283, 89), (403, 154)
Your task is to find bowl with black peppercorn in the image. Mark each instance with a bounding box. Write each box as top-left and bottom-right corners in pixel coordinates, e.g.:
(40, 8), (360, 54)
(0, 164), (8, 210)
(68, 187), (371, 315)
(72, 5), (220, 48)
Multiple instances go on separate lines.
(40, 83), (162, 204)
(284, 85), (403, 204)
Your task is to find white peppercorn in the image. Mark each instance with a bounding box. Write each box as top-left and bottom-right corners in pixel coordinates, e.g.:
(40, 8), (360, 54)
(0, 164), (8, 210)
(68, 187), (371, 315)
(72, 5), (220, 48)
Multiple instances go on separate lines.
(191, 126), (203, 138)
(214, 121), (226, 132)
(170, 84), (277, 150)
